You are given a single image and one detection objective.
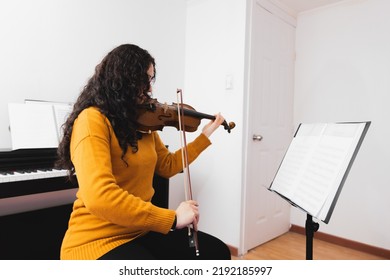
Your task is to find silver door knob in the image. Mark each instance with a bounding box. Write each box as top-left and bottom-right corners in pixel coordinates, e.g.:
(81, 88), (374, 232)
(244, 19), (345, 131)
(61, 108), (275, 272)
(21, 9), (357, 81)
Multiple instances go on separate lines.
(252, 134), (263, 141)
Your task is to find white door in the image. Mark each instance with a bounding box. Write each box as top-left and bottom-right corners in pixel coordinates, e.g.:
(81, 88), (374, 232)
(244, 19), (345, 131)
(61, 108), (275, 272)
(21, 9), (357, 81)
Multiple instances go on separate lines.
(242, 1), (296, 253)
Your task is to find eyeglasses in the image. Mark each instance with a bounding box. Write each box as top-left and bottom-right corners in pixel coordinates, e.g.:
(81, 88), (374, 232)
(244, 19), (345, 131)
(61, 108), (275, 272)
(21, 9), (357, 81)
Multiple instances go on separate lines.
(148, 75), (156, 85)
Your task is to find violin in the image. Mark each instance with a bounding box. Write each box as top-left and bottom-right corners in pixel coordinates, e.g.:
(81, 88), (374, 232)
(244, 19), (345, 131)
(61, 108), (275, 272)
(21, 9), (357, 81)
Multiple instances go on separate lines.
(136, 98), (236, 133)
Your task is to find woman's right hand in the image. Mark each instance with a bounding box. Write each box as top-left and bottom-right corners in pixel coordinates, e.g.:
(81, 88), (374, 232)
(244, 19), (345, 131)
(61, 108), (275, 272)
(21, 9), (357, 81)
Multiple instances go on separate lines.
(175, 200), (199, 230)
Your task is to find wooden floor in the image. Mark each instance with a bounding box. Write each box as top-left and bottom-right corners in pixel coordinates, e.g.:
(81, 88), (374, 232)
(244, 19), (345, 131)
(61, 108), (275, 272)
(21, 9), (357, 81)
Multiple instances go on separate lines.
(233, 232), (387, 260)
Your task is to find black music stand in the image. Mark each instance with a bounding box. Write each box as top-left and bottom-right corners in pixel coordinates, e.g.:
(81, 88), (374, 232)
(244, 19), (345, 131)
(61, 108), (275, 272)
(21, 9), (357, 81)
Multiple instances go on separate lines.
(269, 122), (370, 260)
(305, 214), (319, 260)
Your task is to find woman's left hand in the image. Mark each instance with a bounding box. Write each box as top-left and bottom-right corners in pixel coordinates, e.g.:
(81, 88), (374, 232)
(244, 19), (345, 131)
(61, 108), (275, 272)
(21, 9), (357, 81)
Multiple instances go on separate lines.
(201, 113), (225, 138)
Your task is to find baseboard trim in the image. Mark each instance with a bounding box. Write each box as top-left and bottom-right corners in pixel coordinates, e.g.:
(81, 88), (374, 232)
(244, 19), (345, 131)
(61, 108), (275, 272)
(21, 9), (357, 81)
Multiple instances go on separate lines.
(227, 244), (238, 257)
(290, 224), (390, 259)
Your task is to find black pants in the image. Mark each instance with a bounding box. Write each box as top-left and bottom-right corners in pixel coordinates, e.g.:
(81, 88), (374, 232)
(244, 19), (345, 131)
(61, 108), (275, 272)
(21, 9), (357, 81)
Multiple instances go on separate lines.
(98, 229), (231, 260)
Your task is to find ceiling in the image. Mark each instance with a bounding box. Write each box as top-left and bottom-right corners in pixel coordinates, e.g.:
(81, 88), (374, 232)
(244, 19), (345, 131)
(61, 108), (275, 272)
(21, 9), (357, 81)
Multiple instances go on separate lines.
(276, 0), (346, 13)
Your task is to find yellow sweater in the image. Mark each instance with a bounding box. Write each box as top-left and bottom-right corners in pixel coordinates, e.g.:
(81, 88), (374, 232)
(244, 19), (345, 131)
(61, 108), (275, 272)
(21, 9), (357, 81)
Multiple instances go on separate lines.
(60, 107), (211, 260)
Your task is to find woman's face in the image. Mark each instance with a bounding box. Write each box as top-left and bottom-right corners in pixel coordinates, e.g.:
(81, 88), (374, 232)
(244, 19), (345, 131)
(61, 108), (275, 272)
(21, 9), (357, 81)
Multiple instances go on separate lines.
(137, 64), (155, 104)
(147, 64), (155, 94)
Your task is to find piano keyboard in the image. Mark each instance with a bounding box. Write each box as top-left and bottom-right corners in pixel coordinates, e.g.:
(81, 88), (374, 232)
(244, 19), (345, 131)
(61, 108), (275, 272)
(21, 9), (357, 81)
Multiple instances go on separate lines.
(0, 168), (68, 183)
(0, 148), (77, 216)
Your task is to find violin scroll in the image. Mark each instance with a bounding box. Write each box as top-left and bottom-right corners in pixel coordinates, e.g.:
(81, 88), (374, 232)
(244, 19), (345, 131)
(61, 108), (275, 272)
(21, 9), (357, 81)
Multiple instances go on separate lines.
(222, 120), (236, 133)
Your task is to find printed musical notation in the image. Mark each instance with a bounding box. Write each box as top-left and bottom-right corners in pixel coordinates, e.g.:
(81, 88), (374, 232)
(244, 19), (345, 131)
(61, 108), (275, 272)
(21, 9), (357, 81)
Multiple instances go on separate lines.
(269, 122), (370, 223)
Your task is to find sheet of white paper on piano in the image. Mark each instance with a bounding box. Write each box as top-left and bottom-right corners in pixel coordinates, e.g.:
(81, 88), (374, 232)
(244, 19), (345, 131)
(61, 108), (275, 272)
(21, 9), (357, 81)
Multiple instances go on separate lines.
(24, 100), (73, 140)
(53, 104), (73, 139)
(8, 102), (72, 150)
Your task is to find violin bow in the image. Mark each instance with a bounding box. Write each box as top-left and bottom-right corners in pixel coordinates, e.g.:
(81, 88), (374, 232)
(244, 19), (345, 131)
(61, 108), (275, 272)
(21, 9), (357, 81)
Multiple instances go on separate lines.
(176, 89), (200, 257)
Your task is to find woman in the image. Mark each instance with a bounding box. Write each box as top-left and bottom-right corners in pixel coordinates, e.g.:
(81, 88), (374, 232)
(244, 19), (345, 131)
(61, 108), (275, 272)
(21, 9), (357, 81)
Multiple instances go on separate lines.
(57, 44), (231, 260)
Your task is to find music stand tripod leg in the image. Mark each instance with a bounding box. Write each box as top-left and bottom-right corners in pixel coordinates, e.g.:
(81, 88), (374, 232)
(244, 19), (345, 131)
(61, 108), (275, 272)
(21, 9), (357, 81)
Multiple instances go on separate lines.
(305, 214), (319, 260)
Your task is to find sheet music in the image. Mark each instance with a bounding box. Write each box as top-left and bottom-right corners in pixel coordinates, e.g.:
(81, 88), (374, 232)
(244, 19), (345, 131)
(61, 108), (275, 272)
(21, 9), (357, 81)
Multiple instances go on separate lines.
(8, 102), (73, 150)
(270, 122), (368, 222)
(8, 103), (59, 150)
(53, 104), (72, 140)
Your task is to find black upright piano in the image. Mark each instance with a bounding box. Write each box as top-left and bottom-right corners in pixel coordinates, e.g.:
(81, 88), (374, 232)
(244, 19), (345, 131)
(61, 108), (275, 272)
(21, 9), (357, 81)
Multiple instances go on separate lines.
(0, 148), (169, 260)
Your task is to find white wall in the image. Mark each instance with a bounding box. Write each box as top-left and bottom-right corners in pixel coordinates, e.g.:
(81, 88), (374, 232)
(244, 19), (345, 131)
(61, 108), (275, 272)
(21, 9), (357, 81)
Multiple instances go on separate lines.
(293, 0), (390, 249)
(0, 0), (186, 149)
(168, 0), (247, 249)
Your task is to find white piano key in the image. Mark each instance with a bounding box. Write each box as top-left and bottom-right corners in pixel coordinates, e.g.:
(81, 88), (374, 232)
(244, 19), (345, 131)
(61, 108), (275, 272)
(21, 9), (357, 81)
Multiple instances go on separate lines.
(0, 169), (69, 183)
(0, 174), (10, 183)
(8, 172), (24, 182)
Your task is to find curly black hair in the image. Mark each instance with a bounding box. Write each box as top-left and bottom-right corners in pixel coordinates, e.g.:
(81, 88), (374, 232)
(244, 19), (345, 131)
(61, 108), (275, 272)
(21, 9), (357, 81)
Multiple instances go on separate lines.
(56, 44), (155, 177)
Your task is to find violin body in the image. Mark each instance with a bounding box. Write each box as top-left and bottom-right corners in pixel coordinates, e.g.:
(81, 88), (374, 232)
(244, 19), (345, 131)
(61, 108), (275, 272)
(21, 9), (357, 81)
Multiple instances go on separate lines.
(136, 100), (200, 133)
(136, 98), (235, 133)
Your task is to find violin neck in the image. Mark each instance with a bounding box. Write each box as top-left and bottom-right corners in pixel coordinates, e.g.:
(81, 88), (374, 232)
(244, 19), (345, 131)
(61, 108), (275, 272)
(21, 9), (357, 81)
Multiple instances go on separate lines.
(182, 108), (215, 121)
